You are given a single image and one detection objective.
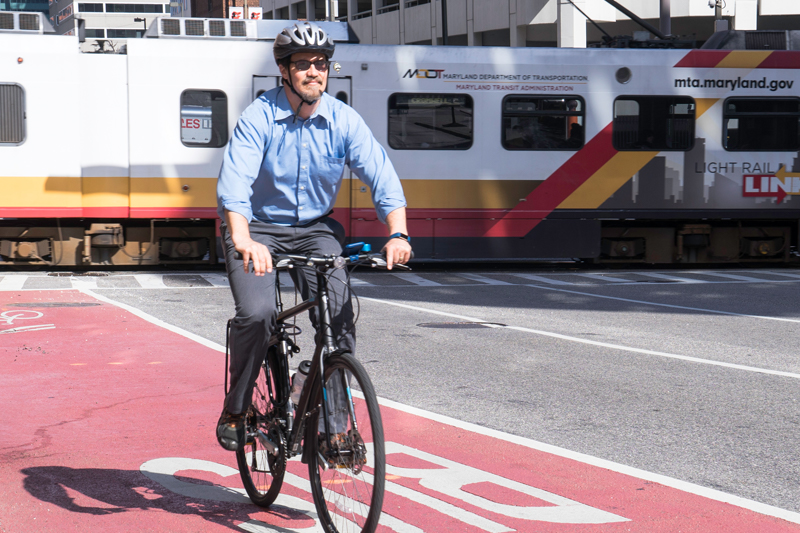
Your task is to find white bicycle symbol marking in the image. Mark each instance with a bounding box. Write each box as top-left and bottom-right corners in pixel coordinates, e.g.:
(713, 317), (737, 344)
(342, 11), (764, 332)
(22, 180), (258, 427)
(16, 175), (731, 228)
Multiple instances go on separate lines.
(0, 310), (44, 326)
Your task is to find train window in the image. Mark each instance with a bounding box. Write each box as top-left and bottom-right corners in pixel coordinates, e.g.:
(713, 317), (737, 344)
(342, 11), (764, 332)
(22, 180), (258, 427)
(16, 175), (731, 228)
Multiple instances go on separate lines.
(502, 96), (584, 151)
(0, 84), (25, 146)
(613, 96), (695, 151)
(180, 90), (228, 148)
(388, 93), (473, 150)
(723, 98), (800, 151)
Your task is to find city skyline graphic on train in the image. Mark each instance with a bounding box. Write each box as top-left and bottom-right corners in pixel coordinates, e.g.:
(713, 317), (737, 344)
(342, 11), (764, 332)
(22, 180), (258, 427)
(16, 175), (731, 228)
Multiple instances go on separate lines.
(602, 138), (800, 209)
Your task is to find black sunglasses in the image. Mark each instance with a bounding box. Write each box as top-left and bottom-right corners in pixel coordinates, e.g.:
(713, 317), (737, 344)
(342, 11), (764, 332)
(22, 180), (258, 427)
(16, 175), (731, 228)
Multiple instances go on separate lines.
(290, 60), (330, 72)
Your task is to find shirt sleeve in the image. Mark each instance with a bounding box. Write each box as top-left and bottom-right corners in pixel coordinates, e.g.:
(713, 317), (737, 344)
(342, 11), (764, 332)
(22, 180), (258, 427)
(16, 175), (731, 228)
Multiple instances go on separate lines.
(216, 103), (269, 222)
(344, 109), (407, 224)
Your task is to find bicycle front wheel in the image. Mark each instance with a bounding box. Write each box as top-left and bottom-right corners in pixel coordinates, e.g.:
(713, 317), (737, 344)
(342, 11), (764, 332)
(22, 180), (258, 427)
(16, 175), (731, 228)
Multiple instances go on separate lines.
(307, 353), (385, 533)
(236, 353), (286, 507)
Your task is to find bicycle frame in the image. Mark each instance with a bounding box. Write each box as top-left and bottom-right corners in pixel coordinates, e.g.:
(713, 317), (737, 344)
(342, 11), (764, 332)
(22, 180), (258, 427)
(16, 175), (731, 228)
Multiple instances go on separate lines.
(267, 263), (358, 464)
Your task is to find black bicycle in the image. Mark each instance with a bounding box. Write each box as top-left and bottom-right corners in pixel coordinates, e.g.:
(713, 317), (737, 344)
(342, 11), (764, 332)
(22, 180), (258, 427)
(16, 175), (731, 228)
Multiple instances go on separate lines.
(225, 243), (408, 533)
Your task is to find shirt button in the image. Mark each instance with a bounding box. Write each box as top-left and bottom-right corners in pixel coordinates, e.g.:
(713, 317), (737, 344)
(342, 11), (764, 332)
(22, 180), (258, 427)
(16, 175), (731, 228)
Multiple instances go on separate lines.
(303, 143), (307, 148)
(299, 206), (304, 211)
(300, 186), (305, 191)
(301, 165), (307, 170)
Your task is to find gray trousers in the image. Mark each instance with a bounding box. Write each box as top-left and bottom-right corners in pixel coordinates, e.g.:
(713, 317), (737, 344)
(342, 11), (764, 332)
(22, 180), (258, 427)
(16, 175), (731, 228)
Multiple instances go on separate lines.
(221, 216), (356, 415)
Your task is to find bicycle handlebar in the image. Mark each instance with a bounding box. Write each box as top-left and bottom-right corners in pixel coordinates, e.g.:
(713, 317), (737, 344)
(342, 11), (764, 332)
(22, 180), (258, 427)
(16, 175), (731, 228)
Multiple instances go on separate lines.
(232, 251), (413, 271)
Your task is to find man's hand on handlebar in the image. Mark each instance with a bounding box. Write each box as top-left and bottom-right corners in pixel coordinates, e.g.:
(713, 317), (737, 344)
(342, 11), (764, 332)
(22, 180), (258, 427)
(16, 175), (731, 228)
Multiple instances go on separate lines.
(235, 238), (272, 275)
(382, 237), (412, 271)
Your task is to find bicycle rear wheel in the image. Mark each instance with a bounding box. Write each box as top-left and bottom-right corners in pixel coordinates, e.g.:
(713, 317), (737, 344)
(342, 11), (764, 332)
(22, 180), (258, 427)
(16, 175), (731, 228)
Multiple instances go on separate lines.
(307, 353), (385, 533)
(236, 352), (286, 507)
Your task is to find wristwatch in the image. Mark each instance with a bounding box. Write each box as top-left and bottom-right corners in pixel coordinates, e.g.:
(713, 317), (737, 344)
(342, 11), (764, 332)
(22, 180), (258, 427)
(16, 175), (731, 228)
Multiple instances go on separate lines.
(389, 232), (410, 243)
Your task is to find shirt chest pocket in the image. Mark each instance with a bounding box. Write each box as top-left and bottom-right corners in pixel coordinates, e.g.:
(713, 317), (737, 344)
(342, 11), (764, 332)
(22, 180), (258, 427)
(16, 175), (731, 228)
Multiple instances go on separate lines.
(316, 155), (346, 188)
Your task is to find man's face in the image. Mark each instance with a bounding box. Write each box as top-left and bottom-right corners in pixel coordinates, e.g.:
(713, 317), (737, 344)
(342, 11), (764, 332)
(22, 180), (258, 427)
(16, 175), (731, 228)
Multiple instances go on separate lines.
(280, 52), (329, 102)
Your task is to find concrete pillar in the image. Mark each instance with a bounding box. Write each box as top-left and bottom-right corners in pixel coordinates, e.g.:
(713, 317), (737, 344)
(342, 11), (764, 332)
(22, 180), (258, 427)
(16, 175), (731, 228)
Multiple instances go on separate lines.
(398, 0), (405, 44)
(557, 0), (586, 48)
(509, 0), (526, 47)
(430, 0), (437, 45)
(467, 0), (475, 46)
(734, 0), (757, 30)
(371, 0), (378, 43)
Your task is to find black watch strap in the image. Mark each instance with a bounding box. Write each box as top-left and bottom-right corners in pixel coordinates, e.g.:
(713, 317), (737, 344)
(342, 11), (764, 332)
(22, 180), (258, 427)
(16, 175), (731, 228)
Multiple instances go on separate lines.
(389, 232), (410, 243)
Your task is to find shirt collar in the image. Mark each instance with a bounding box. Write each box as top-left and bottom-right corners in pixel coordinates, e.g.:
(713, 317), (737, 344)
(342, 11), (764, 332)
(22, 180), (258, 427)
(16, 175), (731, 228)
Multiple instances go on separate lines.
(274, 86), (333, 124)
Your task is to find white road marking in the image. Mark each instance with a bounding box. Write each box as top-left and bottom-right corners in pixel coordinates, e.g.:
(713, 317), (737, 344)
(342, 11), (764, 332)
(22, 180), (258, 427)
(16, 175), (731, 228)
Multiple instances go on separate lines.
(0, 276), (27, 291)
(68, 277), (98, 290)
(696, 272), (773, 282)
(521, 284), (800, 324)
(91, 289), (800, 526)
(133, 274), (167, 289)
(359, 296), (800, 380)
(375, 396), (800, 526)
(764, 270), (800, 280)
(348, 277), (374, 287)
(200, 273), (230, 287)
(638, 272), (707, 283)
(456, 273), (513, 285)
(510, 273), (574, 285)
(392, 273), (442, 286)
(575, 273), (632, 283)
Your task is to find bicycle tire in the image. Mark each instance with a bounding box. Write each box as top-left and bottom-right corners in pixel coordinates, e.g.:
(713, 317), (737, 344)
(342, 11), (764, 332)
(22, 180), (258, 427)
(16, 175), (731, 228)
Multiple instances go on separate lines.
(236, 352), (286, 507)
(307, 353), (385, 533)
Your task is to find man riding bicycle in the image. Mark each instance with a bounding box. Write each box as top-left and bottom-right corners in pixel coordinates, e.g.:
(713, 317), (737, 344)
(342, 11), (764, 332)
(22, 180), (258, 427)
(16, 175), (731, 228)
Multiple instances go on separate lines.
(215, 21), (412, 451)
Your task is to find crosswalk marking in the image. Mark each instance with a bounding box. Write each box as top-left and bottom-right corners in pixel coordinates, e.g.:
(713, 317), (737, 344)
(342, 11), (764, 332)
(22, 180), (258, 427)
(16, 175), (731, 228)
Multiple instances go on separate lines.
(576, 273), (632, 283)
(456, 273), (513, 285)
(698, 272), (773, 282)
(0, 276), (27, 290)
(4, 269), (800, 291)
(67, 277), (99, 290)
(200, 274), (230, 287)
(764, 270), (800, 280)
(638, 272), (707, 284)
(392, 273), (442, 286)
(512, 273), (574, 286)
(133, 274), (167, 289)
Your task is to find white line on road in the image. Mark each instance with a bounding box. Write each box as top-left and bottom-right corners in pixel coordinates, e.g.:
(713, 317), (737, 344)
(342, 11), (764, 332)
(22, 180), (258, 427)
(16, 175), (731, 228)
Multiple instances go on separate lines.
(575, 273), (633, 283)
(521, 284), (800, 324)
(133, 274), (167, 289)
(456, 273), (513, 285)
(0, 276), (27, 291)
(86, 289), (800, 526)
(200, 273), (230, 287)
(638, 272), (707, 283)
(695, 272), (774, 282)
(510, 273), (574, 285)
(392, 273), (442, 286)
(358, 296), (800, 380)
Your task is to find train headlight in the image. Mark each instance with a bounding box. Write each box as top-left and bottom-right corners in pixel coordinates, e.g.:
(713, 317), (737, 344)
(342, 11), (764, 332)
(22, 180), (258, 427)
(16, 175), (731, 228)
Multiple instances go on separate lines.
(615, 67), (632, 84)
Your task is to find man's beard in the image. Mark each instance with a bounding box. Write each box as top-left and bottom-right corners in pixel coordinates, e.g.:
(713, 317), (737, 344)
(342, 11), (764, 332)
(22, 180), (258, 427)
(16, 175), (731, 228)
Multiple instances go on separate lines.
(296, 76), (325, 103)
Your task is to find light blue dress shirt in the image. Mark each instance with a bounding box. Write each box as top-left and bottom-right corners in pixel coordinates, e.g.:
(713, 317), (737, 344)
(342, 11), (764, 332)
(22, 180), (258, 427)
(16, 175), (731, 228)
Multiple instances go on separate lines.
(217, 87), (406, 225)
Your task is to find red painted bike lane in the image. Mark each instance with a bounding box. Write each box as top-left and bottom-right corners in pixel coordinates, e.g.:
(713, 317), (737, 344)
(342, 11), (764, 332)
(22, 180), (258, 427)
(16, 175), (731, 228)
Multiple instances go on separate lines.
(1, 289), (799, 533)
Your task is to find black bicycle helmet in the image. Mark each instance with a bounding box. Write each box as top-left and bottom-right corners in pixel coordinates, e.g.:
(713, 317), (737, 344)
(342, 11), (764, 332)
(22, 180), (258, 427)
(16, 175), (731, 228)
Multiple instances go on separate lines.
(273, 22), (335, 64)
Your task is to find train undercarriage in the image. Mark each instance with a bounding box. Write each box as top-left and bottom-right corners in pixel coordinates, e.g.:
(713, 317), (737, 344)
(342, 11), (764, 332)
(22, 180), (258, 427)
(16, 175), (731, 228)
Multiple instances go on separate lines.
(0, 217), (796, 267)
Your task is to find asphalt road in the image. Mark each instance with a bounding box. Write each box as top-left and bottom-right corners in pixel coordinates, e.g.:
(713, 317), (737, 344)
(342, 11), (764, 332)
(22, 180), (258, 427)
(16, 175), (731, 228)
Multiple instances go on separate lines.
(57, 264), (800, 518)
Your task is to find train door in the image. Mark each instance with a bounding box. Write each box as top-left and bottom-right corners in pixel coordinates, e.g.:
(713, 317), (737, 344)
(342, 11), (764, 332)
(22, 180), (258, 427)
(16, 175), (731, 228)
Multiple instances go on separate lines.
(252, 76), (280, 100)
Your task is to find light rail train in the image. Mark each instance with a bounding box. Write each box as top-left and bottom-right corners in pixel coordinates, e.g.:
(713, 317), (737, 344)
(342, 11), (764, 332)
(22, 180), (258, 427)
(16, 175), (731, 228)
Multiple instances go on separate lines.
(2, 13), (800, 266)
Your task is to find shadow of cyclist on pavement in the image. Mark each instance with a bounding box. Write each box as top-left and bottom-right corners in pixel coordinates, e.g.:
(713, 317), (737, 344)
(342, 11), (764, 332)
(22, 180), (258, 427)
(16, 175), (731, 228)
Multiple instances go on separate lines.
(20, 465), (313, 530)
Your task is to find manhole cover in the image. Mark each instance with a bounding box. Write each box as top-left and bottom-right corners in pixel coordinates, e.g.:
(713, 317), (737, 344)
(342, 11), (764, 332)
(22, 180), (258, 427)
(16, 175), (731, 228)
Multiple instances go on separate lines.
(6, 302), (101, 307)
(417, 322), (506, 329)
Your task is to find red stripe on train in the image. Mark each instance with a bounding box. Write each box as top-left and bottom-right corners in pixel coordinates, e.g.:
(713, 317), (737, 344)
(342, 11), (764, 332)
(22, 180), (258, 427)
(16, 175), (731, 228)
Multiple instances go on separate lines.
(673, 50), (731, 68)
(757, 51), (800, 69)
(483, 122), (617, 238)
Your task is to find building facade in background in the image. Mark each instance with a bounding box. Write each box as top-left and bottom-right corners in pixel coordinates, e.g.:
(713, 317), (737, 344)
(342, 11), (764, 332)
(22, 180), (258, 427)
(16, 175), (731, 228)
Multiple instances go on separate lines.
(1, 0), (48, 15)
(48, 0), (168, 48)
(254, 0), (799, 47)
